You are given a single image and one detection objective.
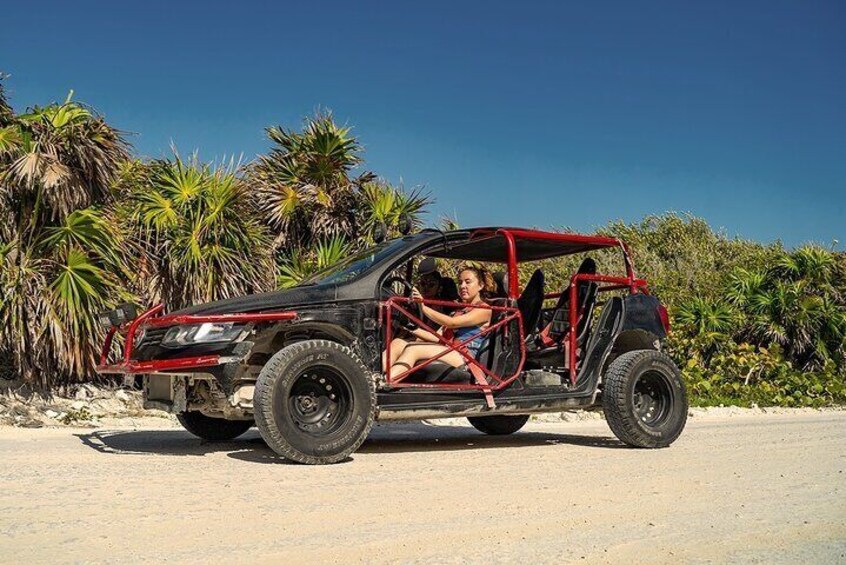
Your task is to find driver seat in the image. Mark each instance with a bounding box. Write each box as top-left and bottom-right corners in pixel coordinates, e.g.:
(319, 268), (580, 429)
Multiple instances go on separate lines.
(404, 270), (544, 385)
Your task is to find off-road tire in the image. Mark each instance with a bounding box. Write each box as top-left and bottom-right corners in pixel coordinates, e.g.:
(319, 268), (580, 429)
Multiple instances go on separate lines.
(176, 411), (253, 441)
(253, 340), (376, 464)
(602, 349), (687, 448)
(467, 414), (530, 435)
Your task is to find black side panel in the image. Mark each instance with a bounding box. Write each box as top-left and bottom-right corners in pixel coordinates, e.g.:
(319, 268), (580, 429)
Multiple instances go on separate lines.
(573, 296), (624, 392)
(621, 294), (666, 339)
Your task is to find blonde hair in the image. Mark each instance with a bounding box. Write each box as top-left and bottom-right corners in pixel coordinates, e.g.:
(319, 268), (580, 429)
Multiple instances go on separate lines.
(457, 263), (495, 297)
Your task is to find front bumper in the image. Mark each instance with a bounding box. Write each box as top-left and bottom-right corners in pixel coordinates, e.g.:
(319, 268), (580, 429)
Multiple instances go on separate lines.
(95, 304), (297, 375)
(96, 354), (229, 375)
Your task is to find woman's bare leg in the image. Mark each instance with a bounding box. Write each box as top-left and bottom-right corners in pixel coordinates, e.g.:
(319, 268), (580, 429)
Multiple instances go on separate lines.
(389, 343), (466, 380)
(382, 337), (410, 372)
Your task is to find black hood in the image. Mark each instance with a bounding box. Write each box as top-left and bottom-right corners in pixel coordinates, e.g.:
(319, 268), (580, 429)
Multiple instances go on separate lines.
(170, 283), (344, 315)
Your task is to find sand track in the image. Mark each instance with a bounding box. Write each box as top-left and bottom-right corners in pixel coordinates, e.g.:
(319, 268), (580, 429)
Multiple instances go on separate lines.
(1, 412), (844, 563)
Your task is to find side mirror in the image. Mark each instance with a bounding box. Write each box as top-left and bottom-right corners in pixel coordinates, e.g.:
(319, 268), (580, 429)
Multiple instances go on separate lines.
(398, 214), (413, 235)
(373, 221), (388, 243)
(97, 302), (139, 328)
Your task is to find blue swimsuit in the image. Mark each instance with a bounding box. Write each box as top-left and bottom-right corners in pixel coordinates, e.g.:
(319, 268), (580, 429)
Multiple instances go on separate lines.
(452, 321), (487, 358)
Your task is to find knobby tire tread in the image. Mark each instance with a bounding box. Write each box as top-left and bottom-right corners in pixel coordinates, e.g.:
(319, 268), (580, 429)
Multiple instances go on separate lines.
(253, 339), (376, 465)
(176, 411), (253, 441)
(467, 414), (530, 435)
(602, 349), (686, 448)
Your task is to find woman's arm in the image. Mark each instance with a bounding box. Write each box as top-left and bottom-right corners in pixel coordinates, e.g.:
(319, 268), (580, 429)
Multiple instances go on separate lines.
(418, 302), (491, 329)
(410, 287), (491, 329)
(409, 327), (440, 342)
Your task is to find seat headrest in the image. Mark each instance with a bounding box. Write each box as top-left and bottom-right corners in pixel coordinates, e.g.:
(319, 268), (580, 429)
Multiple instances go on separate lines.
(439, 278), (459, 301)
(517, 269), (544, 335)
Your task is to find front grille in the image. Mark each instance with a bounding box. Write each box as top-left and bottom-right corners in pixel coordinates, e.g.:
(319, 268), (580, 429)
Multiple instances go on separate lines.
(137, 326), (168, 348)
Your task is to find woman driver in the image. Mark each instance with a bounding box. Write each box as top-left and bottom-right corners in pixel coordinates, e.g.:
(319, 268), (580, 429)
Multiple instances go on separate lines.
(386, 264), (494, 380)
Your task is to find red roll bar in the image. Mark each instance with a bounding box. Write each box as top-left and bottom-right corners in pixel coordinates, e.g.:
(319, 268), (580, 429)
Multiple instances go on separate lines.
(383, 296), (526, 392)
(96, 305), (297, 375)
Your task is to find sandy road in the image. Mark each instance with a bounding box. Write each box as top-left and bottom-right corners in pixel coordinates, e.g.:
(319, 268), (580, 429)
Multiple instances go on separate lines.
(1, 411), (844, 564)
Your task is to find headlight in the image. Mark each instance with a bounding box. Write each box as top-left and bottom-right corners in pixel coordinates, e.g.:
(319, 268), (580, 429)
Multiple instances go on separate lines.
(161, 322), (247, 347)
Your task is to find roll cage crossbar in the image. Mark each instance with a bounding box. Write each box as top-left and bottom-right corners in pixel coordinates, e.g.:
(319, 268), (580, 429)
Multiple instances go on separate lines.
(382, 297), (526, 391)
(493, 229), (636, 299)
(388, 228), (646, 388)
(96, 306), (298, 374)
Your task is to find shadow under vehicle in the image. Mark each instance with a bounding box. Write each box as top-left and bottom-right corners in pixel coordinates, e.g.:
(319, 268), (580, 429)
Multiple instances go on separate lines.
(96, 227), (687, 464)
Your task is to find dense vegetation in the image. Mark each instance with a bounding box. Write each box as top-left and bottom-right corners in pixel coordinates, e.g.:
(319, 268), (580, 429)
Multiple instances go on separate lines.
(607, 218), (845, 407)
(1, 80), (844, 406)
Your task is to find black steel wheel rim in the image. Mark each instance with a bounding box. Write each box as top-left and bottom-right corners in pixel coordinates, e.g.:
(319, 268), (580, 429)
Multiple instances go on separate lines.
(632, 370), (673, 426)
(288, 366), (352, 436)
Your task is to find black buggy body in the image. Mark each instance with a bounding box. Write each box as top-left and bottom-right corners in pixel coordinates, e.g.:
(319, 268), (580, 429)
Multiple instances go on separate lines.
(97, 227), (687, 464)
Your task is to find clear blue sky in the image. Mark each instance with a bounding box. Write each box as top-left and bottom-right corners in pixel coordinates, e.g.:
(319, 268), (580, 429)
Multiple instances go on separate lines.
(2, 1), (843, 248)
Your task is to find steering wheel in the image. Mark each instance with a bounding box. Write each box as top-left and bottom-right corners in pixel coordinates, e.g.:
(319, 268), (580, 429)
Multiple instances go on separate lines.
(382, 275), (423, 328)
(382, 275), (414, 297)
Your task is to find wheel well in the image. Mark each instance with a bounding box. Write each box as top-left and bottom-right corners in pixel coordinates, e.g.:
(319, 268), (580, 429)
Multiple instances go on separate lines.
(603, 329), (661, 372)
(247, 324), (355, 368)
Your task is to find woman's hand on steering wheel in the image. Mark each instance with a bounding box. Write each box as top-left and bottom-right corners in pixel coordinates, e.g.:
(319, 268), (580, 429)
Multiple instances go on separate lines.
(382, 275), (414, 297)
(382, 275), (423, 327)
(410, 287), (423, 303)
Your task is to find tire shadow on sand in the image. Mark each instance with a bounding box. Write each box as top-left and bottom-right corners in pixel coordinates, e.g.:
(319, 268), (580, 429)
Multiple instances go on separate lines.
(357, 422), (625, 454)
(77, 422), (624, 465)
(75, 429), (267, 458)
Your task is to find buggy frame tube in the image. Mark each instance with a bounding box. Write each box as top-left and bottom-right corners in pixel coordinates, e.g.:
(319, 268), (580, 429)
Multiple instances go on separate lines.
(96, 304), (298, 375)
(496, 229), (520, 299)
(383, 297), (526, 391)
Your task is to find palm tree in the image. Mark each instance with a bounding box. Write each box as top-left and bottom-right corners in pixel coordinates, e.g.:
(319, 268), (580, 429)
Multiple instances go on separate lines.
(277, 235), (351, 288)
(676, 298), (738, 336)
(675, 298), (738, 360)
(359, 180), (431, 243)
(725, 247), (846, 370)
(248, 111), (432, 287)
(120, 152), (275, 309)
(0, 82), (131, 387)
(438, 214), (461, 232)
(746, 280), (811, 354)
(777, 246), (838, 288)
(249, 111), (372, 249)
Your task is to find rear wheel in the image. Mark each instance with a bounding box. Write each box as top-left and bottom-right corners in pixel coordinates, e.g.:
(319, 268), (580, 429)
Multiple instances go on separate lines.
(176, 411), (253, 441)
(253, 340), (376, 464)
(602, 350), (687, 448)
(467, 414), (530, 435)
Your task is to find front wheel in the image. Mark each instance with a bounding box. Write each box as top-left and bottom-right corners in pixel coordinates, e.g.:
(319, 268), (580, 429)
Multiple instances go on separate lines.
(176, 411), (253, 441)
(467, 414), (530, 435)
(253, 340), (376, 464)
(602, 350), (688, 448)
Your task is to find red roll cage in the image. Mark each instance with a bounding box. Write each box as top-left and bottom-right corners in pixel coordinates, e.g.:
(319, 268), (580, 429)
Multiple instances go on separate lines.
(383, 228), (647, 391)
(96, 228), (647, 389)
(96, 307), (298, 375)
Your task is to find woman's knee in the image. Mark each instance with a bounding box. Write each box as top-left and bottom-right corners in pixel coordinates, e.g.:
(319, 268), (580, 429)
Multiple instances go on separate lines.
(388, 338), (408, 355)
(400, 344), (454, 365)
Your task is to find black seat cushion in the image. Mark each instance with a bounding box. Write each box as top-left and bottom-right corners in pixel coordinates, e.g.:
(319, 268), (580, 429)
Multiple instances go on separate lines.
(408, 361), (474, 383)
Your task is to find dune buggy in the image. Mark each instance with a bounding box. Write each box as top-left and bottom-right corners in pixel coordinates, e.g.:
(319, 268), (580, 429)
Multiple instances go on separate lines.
(96, 227), (688, 464)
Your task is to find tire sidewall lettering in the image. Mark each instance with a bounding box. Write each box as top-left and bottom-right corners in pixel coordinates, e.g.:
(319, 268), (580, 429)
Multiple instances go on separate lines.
(257, 340), (375, 463)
